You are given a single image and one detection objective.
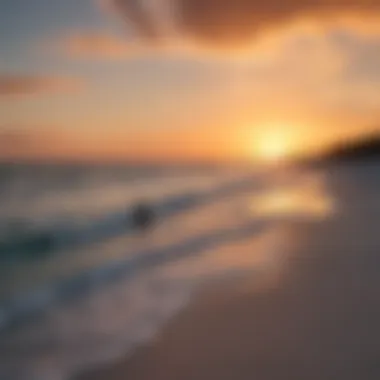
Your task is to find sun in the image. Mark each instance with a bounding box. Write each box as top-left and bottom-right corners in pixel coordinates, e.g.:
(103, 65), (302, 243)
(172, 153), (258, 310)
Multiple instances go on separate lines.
(254, 131), (290, 162)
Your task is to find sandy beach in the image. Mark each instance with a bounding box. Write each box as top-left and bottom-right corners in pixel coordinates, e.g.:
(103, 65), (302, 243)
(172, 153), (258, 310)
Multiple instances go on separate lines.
(76, 178), (380, 380)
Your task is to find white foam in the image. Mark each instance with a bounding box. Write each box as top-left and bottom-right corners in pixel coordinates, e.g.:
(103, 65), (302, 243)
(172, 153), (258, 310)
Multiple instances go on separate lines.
(0, 222), (285, 380)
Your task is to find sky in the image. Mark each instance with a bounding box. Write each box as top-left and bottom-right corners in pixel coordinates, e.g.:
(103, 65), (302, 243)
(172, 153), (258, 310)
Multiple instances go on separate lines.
(0, 0), (379, 162)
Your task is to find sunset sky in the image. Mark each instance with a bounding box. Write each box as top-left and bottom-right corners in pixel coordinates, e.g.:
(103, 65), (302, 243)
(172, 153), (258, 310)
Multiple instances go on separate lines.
(0, 0), (379, 162)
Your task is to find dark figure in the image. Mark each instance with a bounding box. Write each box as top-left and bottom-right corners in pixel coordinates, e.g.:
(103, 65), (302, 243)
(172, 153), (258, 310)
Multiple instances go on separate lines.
(131, 202), (155, 231)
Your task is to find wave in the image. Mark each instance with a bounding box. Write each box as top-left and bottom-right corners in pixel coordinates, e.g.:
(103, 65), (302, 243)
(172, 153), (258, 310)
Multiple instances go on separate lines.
(0, 173), (261, 260)
(0, 216), (269, 332)
(0, 219), (283, 380)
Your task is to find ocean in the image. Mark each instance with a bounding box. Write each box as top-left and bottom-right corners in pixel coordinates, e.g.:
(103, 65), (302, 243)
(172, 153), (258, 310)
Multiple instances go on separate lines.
(0, 161), (379, 380)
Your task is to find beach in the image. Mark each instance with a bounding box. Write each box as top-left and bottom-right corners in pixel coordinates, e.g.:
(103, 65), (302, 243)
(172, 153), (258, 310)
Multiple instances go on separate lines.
(77, 164), (380, 380)
(1, 163), (380, 380)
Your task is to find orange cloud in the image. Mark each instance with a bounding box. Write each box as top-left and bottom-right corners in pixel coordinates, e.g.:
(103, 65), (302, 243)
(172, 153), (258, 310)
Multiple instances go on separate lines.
(0, 126), (101, 161)
(56, 1), (380, 62)
(107, 0), (380, 48)
(0, 75), (83, 97)
(0, 127), (52, 159)
(336, 14), (380, 38)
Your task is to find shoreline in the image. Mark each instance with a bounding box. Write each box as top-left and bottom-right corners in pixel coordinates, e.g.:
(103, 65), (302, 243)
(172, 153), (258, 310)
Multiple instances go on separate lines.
(75, 212), (380, 380)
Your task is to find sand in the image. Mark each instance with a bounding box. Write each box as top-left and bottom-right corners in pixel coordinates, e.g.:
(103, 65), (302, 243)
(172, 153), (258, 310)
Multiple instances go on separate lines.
(75, 203), (380, 380)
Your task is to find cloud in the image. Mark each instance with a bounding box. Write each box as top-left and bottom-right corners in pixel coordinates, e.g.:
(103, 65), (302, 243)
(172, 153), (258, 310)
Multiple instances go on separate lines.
(0, 129), (30, 148)
(0, 127), (46, 158)
(61, 32), (144, 59)
(0, 75), (83, 97)
(107, 0), (160, 39)
(0, 126), (86, 160)
(107, 0), (380, 48)
(58, 1), (380, 61)
(336, 14), (380, 38)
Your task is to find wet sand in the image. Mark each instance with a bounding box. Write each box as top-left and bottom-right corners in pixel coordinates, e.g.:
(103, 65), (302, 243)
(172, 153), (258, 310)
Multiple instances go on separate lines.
(76, 207), (380, 380)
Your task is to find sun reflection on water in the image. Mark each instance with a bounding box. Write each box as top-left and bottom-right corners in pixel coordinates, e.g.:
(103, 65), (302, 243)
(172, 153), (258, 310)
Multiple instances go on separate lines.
(250, 172), (335, 220)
